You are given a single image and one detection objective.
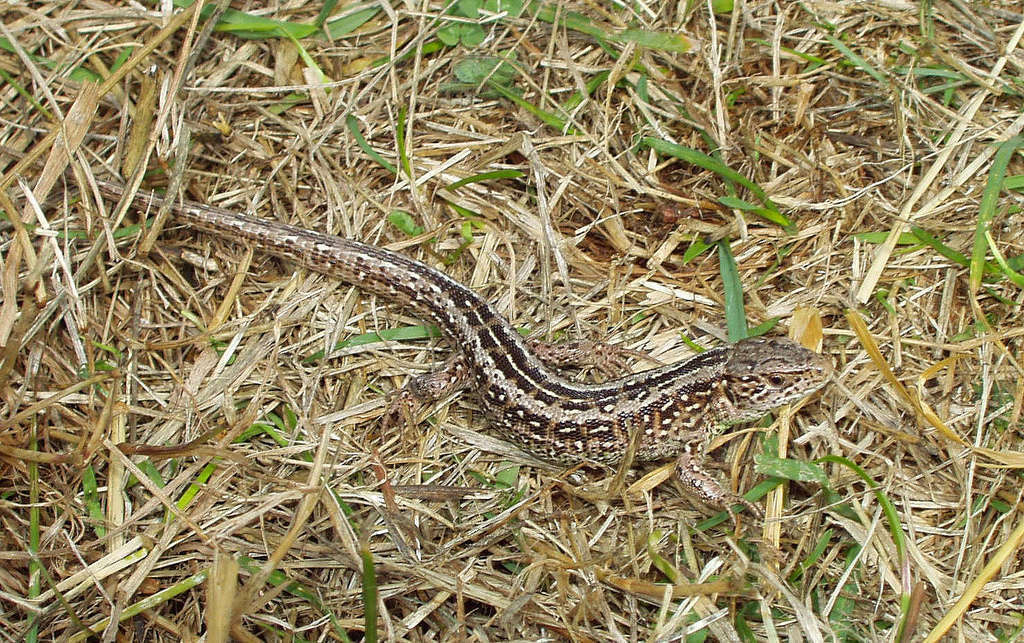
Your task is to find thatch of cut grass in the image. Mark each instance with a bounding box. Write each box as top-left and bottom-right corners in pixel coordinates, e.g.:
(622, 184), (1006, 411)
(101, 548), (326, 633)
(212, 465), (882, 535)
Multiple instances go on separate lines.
(1, 1), (1023, 640)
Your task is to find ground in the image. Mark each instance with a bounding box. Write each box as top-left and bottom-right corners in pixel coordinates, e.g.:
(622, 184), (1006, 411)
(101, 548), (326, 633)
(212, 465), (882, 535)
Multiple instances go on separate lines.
(1, 1), (1023, 641)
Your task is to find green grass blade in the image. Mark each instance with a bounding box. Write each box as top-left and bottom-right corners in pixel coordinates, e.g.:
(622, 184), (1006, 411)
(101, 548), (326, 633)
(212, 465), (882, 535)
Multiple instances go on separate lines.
(286, 32), (326, 83)
(176, 462), (218, 511)
(718, 240), (747, 341)
(984, 231), (1024, 288)
(371, 40), (445, 68)
(126, 459), (167, 489)
(361, 546), (378, 643)
(109, 46), (133, 73)
(0, 67), (52, 120)
(717, 195), (793, 229)
(69, 565), (204, 639)
(0, 38), (101, 82)
(216, 10), (317, 39)
(236, 556), (353, 640)
(485, 80), (572, 133)
(304, 325), (442, 363)
(396, 106), (412, 179)
(641, 137), (788, 230)
(681, 237), (713, 263)
(824, 35), (886, 84)
(903, 226), (1020, 285)
(346, 115), (397, 174)
(910, 226), (971, 268)
(325, 7), (381, 38)
(529, 4), (694, 53)
(855, 230), (920, 245)
(172, 0), (316, 39)
(693, 478), (781, 532)
(816, 454), (910, 639)
(445, 169), (525, 191)
(754, 453), (831, 486)
(81, 465), (106, 538)
(747, 317), (781, 337)
(789, 528), (834, 583)
(815, 455), (904, 559)
(315, 0), (339, 27)
(453, 56), (519, 85)
(529, 5), (606, 39)
(610, 28), (693, 54)
(970, 136), (1024, 293)
(750, 39), (827, 69)
(646, 530), (682, 583)
(561, 71), (610, 113)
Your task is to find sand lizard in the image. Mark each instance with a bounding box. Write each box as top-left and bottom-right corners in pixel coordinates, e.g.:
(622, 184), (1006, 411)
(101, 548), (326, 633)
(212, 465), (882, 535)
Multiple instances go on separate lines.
(91, 179), (831, 515)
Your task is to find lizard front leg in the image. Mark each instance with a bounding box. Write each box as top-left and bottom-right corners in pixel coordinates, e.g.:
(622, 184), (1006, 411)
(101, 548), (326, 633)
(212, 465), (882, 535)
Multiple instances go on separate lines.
(675, 448), (762, 522)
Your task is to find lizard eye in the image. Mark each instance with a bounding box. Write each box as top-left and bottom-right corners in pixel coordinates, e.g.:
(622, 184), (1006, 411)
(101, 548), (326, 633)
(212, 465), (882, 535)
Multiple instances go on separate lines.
(769, 375), (785, 386)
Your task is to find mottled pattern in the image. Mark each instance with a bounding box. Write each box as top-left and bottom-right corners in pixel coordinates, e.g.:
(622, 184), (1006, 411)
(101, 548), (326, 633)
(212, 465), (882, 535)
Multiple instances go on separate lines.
(97, 181), (831, 472)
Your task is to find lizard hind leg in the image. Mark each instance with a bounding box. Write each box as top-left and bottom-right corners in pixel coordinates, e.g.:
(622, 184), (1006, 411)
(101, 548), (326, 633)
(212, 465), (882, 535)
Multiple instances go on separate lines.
(528, 339), (660, 380)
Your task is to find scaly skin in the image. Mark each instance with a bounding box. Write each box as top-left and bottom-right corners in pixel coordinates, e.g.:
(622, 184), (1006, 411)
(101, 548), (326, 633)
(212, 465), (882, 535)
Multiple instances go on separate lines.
(92, 179), (831, 514)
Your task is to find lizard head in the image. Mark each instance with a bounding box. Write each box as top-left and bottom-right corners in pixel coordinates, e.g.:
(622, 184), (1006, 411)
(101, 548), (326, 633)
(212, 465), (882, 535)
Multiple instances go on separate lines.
(720, 336), (831, 422)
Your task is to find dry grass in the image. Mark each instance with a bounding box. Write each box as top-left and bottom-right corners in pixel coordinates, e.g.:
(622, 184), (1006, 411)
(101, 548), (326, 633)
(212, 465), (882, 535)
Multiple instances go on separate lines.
(2, 1), (1024, 640)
